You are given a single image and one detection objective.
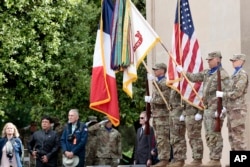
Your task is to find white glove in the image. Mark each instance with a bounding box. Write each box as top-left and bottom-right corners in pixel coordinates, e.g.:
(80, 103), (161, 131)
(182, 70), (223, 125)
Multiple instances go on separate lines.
(85, 121), (92, 127)
(144, 96), (152, 103)
(220, 107), (227, 120)
(147, 73), (155, 81)
(179, 115), (185, 121)
(194, 113), (202, 121)
(214, 111), (219, 118)
(176, 65), (183, 73)
(98, 119), (109, 125)
(215, 107), (227, 118)
(216, 91), (224, 97)
(222, 107), (227, 114)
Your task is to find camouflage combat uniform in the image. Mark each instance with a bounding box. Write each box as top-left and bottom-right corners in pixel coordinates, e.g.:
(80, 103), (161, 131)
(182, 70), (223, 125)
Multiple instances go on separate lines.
(186, 64), (230, 162)
(150, 74), (172, 165)
(19, 123), (37, 167)
(85, 116), (99, 166)
(168, 89), (186, 167)
(223, 54), (248, 150)
(53, 122), (64, 167)
(91, 123), (122, 167)
(183, 104), (203, 166)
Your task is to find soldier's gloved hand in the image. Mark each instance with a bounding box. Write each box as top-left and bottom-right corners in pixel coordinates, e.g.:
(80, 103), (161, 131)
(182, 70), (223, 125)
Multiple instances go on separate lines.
(220, 107), (227, 119)
(222, 107), (227, 114)
(176, 65), (183, 73)
(144, 96), (152, 103)
(85, 121), (92, 127)
(194, 113), (202, 121)
(98, 119), (109, 125)
(216, 91), (224, 97)
(215, 107), (227, 118)
(214, 111), (219, 118)
(179, 115), (185, 121)
(215, 111), (225, 120)
(147, 73), (155, 81)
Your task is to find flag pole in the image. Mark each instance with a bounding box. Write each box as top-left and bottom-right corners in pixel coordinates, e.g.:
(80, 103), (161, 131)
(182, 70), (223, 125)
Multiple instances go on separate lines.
(160, 41), (204, 109)
(142, 60), (171, 111)
(177, 0), (184, 107)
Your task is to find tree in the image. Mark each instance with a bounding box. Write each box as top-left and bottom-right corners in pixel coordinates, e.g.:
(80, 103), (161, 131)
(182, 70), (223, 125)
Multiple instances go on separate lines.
(0, 0), (99, 127)
(0, 0), (147, 130)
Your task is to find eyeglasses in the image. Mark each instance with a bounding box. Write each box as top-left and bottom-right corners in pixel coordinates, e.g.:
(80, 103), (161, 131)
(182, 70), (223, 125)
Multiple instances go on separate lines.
(140, 117), (144, 119)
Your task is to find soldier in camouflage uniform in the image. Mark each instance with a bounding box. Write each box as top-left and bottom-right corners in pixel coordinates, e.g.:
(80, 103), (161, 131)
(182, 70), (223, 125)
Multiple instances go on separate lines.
(20, 121), (38, 167)
(85, 116), (99, 166)
(52, 118), (64, 167)
(183, 104), (204, 167)
(90, 117), (122, 167)
(145, 63), (172, 167)
(168, 89), (186, 167)
(177, 51), (230, 167)
(216, 54), (248, 167)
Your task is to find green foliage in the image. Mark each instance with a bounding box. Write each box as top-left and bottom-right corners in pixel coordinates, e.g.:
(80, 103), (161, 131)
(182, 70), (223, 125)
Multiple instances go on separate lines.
(1, 0), (68, 127)
(0, 0), (99, 127)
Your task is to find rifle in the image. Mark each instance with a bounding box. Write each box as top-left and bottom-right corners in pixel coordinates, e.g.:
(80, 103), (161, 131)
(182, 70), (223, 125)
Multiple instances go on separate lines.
(214, 64), (222, 132)
(145, 73), (151, 135)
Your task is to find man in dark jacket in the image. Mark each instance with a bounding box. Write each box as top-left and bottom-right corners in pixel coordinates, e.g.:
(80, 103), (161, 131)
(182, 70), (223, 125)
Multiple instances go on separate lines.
(28, 116), (60, 167)
(134, 111), (155, 166)
(60, 109), (88, 167)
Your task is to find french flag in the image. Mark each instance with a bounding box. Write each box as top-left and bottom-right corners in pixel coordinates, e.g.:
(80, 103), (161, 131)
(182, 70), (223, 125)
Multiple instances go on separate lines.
(89, 0), (120, 126)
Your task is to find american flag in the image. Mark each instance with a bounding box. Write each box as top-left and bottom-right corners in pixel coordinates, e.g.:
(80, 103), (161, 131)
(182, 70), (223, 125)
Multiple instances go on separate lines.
(167, 0), (204, 109)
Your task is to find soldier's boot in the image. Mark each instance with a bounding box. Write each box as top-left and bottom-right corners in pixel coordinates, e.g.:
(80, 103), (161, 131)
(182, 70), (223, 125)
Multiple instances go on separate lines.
(151, 159), (169, 167)
(201, 159), (221, 167)
(167, 160), (185, 167)
(183, 159), (202, 167)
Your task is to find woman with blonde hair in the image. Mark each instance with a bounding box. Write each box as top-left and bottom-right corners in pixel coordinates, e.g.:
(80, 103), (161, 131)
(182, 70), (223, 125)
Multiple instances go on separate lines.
(0, 122), (23, 167)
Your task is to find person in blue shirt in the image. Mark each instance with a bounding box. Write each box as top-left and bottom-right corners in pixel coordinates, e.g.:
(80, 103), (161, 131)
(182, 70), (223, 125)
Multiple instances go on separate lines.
(61, 109), (88, 167)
